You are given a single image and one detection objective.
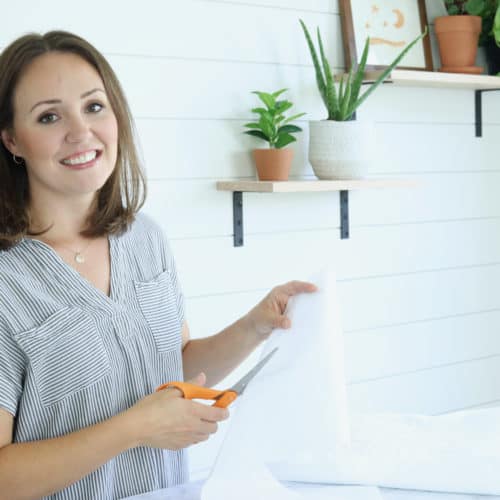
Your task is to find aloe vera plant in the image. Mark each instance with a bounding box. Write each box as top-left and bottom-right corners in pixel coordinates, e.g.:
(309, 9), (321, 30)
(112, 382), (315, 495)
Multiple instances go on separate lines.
(299, 20), (428, 121)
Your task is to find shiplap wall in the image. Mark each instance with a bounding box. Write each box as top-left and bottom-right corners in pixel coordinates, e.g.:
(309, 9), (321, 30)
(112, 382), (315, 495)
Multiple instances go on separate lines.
(4, 0), (500, 477)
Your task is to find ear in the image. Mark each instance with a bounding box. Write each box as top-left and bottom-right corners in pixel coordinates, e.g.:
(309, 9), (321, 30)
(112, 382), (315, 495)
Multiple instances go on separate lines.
(0, 129), (20, 156)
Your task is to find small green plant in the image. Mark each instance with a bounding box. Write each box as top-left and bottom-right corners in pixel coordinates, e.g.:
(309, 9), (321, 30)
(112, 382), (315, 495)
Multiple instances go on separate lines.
(243, 89), (305, 149)
(299, 20), (427, 121)
(445, 0), (475, 15)
(445, 0), (500, 46)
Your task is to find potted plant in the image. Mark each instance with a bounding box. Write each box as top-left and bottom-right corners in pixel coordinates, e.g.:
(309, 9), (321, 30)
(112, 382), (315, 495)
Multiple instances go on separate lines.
(446, 0), (500, 74)
(244, 88), (305, 181)
(435, 1), (484, 73)
(300, 20), (427, 180)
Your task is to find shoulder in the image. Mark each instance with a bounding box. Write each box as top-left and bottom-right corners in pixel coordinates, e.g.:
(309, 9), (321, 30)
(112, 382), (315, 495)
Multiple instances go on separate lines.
(126, 212), (165, 242)
(118, 212), (175, 274)
(0, 243), (26, 286)
(133, 212), (160, 231)
(125, 212), (168, 247)
(0, 244), (31, 326)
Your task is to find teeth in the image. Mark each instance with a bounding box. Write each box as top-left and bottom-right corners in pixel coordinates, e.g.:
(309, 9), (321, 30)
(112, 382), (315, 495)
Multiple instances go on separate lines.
(62, 150), (97, 165)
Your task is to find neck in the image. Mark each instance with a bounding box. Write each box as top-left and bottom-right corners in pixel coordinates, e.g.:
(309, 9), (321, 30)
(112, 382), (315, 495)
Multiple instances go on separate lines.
(28, 192), (96, 245)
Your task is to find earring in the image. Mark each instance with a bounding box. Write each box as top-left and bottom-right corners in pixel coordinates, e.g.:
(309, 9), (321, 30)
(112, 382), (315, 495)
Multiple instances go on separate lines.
(12, 154), (24, 165)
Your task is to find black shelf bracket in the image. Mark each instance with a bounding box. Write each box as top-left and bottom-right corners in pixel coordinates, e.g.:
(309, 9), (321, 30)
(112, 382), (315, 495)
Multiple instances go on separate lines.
(230, 190), (352, 246)
(340, 190), (349, 239)
(475, 88), (500, 137)
(233, 191), (243, 247)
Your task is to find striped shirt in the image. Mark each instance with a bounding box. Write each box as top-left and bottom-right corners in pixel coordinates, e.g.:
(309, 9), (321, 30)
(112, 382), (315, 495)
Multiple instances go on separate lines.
(0, 213), (188, 499)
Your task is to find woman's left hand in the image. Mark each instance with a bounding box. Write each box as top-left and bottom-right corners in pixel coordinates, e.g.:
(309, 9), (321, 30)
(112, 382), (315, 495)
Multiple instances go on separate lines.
(245, 280), (317, 340)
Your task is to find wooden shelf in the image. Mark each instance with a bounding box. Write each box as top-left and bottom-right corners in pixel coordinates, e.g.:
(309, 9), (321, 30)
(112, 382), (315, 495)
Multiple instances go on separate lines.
(362, 69), (500, 90)
(217, 179), (418, 246)
(338, 69), (500, 136)
(216, 179), (417, 193)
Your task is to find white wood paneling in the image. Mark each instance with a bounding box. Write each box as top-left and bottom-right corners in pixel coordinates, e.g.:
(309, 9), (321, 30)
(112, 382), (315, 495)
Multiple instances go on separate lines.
(348, 356), (500, 414)
(346, 311), (500, 382)
(0, 0), (341, 66)
(144, 172), (500, 239)
(340, 265), (500, 331)
(202, 0), (337, 13)
(171, 219), (500, 297)
(139, 120), (500, 180)
(111, 55), (500, 123)
(457, 399), (500, 411)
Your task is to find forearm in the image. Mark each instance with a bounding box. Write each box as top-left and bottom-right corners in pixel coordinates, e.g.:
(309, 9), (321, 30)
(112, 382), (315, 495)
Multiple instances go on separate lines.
(182, 314), (262, 386)
(0, 411), (137, 500)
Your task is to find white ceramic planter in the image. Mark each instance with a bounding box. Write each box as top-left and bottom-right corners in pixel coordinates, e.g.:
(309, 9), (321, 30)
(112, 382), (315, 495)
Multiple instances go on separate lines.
(308, 120), (375, 180)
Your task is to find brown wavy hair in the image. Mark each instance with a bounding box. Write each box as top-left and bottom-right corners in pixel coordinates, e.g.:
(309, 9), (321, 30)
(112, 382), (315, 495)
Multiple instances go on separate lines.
(0, 31), (147, 250)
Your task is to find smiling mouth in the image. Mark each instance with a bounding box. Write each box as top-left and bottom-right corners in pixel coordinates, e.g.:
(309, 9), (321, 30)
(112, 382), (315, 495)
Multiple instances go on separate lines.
(60, 150), (102, 168)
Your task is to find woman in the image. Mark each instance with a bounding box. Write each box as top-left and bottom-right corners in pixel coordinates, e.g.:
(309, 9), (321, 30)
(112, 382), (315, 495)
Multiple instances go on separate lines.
(0, 31), (315, 499)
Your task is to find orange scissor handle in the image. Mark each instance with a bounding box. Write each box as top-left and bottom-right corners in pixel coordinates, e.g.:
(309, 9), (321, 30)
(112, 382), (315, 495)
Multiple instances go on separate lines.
(156, 382), (238, 408)
(212, 390), (237, 408)
(157, 382), (222, 399)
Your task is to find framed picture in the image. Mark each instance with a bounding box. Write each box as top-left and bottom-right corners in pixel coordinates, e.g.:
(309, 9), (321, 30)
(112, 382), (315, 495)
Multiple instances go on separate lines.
(339, 0), (433, 72)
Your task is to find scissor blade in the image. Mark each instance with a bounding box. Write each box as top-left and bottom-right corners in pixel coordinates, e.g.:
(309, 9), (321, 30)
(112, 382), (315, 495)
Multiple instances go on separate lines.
(230, 347), (278, 395)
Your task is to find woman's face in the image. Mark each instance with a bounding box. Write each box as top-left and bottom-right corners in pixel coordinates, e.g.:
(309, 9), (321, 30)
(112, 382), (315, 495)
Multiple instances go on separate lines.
(1, 51), (118, 204)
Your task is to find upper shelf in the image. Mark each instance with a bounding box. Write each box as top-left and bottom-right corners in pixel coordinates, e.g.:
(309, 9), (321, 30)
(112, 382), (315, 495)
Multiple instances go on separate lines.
(216, 179), (417, 193)
(360, 69), (500, 90)
(338, 69), (500, 137)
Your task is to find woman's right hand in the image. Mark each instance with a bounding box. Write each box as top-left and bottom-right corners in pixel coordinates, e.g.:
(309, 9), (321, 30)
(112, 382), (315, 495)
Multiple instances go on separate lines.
(124, 373), (229, 450)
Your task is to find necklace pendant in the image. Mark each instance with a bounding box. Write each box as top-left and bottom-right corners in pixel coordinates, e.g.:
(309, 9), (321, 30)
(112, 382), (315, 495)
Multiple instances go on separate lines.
(74, 253), (85, 264)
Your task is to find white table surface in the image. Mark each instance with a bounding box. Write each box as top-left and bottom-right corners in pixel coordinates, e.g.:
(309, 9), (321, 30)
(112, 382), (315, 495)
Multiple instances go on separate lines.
(124, 480), (500, 500)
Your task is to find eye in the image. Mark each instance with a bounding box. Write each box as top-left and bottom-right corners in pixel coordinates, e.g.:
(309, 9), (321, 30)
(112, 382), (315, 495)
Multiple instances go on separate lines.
(86, 102), (104, 113)
(38, 112), (59, 124)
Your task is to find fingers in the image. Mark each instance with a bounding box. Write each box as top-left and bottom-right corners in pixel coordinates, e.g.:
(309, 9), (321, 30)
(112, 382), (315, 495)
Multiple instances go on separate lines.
(187, 372), (206, 387)
(180, 402), (227, 446)
(192, 400), (229, 423)
(163, 373), (206, 398)
(279, 280), (317, 296)
(271, 281), (317, 329)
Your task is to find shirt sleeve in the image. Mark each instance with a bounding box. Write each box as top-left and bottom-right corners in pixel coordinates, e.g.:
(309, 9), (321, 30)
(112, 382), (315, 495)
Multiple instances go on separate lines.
(0, 318), (25, 416)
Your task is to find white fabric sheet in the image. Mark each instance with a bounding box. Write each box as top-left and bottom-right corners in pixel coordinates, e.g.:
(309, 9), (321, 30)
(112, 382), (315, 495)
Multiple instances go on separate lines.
(201, 268), (500, 497)
(202, 268), (350, 500)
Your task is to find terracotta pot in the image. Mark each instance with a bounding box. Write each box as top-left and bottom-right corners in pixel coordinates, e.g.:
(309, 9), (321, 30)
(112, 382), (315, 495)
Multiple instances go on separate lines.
(434, 15), (482, 73)
(253, 148), (293, 181)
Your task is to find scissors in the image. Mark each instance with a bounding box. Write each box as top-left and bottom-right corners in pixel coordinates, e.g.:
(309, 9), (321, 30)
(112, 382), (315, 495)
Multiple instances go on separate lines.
(156, 347), (278, 408)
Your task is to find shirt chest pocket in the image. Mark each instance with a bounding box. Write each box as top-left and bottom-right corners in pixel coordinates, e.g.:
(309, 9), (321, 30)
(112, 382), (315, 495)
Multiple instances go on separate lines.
(134, 269), (182, 354)
(15, 307), (111, 408)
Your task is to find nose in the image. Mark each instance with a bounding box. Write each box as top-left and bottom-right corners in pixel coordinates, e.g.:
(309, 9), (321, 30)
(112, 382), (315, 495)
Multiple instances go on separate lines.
(65, 114), (92, 143)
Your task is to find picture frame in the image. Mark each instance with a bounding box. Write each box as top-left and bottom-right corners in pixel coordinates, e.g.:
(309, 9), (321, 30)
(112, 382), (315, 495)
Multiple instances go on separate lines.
(339, 0), (433, 72)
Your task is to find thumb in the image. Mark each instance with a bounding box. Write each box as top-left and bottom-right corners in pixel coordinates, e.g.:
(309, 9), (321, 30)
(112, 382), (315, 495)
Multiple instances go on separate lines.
(187, 372), (207, 387)
(278, 316), (291, 329)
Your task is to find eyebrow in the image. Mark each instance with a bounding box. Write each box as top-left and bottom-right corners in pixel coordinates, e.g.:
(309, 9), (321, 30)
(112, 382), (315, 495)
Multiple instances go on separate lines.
(29, 88), (105, 113)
